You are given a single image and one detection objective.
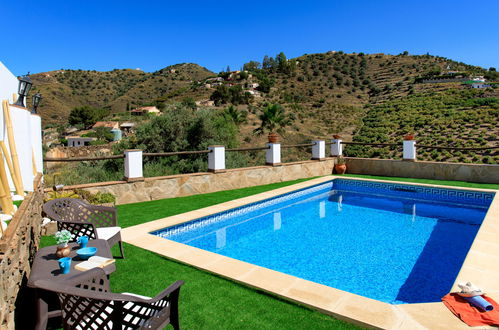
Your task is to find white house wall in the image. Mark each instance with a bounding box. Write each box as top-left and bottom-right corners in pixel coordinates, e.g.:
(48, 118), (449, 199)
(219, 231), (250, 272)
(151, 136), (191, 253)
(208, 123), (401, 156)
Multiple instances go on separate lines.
(0, 61), (42, 192)
(31, 115), (43, 174)
(0, 62), (18, 104)
(9, 105), (34, 191)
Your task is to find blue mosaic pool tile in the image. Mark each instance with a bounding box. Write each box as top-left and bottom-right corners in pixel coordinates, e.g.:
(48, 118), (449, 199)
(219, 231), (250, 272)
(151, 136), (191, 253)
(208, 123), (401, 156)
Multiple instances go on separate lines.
(333, 179), (494, 207)
(152, 180), (334, 238)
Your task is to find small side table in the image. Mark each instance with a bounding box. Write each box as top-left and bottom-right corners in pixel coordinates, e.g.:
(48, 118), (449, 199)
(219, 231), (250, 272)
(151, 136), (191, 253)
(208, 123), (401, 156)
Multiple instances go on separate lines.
(28, 239), (115, 330)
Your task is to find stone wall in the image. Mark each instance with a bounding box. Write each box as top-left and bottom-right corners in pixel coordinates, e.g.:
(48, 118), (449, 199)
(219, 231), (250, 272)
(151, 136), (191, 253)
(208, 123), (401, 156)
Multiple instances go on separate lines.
(0, 175), (43, 329)
(45, 145), (113, 169)
(345, 157), (499, 184)
(70, 159), (336, 205)
(52, 157), (498, 206)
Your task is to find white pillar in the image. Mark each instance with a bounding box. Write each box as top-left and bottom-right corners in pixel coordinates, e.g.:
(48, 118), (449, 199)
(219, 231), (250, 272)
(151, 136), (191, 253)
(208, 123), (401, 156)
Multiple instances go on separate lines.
(31, 114), (43, 174)
(312, 140), (325, 160)
(208, 145), (225, 172)
(124, 149), (143, 181)
(331, 139), (343, 156)
(266, 143), (281, 166)
(403, 140), (416, 161)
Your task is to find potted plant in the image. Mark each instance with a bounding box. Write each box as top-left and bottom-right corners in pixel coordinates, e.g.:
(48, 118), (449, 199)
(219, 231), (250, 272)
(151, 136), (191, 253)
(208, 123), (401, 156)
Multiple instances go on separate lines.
(404, 133), (415, 141)
(335, 156), (347, 174)
(54, 229), (74, 258)
(254, 103), (292, 143)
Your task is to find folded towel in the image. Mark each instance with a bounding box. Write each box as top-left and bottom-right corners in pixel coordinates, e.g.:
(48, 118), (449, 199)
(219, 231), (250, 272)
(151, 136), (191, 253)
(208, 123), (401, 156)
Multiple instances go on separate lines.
(464, 295), (494, 311)
(442, 293), (499, 326)
(457, 281), (483, 297)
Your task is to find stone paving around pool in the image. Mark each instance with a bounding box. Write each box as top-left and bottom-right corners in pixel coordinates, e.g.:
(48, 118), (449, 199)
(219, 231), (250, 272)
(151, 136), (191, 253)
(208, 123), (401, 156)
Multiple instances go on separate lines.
(122, 176), (499, 329)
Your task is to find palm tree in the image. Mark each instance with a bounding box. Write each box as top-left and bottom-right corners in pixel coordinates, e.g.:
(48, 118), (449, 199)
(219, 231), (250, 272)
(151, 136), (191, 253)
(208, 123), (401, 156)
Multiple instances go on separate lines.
(254, 103), (291, 142)
(224, 105), (247, 126)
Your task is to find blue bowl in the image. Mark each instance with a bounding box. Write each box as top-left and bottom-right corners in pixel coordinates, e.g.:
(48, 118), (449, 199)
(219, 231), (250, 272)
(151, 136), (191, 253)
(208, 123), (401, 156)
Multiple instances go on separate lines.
(76, 247), (97, 260)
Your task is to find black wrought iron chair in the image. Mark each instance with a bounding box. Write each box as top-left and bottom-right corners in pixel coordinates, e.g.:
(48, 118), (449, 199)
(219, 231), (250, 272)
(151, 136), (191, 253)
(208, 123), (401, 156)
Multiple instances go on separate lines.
(34, 268), (184, 330)
(43, 198), (125, 258)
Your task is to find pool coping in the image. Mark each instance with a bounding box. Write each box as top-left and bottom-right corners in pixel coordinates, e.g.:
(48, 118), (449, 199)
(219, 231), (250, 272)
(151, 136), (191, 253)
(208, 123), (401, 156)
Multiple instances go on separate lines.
(122, 175), (499, 329)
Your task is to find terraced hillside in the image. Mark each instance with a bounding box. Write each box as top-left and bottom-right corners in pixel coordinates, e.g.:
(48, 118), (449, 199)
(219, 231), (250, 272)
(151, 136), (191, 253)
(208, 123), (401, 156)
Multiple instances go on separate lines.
(344, 89), (499, 163)
(221, 52), (490, 148)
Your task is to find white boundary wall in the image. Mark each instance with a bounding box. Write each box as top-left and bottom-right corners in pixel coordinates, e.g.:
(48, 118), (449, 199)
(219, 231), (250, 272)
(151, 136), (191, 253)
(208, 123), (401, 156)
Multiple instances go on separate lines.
(0, 61), (42, 192)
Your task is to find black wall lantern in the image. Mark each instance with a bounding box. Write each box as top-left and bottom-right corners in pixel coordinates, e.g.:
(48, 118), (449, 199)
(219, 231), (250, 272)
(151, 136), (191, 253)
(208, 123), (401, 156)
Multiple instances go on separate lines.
(32, 93), (42, 114)
(14, 74), (33, 107)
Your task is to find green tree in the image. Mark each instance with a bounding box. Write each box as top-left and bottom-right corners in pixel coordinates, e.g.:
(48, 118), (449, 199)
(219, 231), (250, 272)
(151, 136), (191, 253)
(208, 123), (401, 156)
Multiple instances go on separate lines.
(224, 105), (247, 126)
(210, 85), (231, 106)
(243, 61), (261, 71)
(254, 104), (292, 135)
(276, 52), (288, 72)
(113, 106), (244, 174)
(68, 106), (109, 128)
(239, 71), (249, 80)
(210, 85), (253, 106)
(262, 55), (276, 70)
(93, 127), (114, 142)
(262, 55), (272, 69)
(181, 97), (197, 110)
(256, 74), (274, 93)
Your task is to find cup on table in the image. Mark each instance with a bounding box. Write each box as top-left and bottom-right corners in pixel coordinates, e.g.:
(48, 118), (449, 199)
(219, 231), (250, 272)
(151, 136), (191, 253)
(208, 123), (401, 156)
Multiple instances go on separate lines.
(77, 235), (89, 248)
(58, 257), (72, 274)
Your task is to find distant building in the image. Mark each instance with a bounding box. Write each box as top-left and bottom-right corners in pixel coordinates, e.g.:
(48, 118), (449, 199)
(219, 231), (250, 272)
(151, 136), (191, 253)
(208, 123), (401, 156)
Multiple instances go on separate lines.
(206, 77), (223, 83)
(131, 106), (161, 116)
(92, 121), (120, 130)
(471, 82), (491, 89)
(120, 122), (135, 131)
(471, 76), (485, 82)
(246, 90), (261, 97)
(247, 83), (259, 89)
(120, 122), (135, 137)
(463, 80), (491, 89)
(67, 136), (96, 147)
(195, 100), (215, 107)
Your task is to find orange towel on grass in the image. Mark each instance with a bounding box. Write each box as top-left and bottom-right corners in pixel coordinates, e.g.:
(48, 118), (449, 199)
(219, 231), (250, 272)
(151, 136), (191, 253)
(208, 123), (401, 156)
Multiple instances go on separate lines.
(442, 293), (499, 326)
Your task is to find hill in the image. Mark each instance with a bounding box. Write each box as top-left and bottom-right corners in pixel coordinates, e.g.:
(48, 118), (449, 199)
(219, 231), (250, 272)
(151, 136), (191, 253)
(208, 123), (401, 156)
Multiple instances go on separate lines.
(31, 52), (497, 164)
(30, 63), (214, 124)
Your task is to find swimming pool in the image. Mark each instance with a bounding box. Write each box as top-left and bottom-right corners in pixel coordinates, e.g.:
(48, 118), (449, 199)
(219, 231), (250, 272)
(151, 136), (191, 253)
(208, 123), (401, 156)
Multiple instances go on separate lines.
(152, 179), (494, 304)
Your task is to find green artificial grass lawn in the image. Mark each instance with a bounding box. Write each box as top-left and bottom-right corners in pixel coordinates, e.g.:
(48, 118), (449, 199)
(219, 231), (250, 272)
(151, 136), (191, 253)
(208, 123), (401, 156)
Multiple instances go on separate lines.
(40, 174), (497, 329)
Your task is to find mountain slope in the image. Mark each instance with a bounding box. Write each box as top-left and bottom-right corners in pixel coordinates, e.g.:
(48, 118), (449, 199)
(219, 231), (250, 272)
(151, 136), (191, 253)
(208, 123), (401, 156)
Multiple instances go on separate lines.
(30, 63), (214, 124)
(31, 52), (495, 154)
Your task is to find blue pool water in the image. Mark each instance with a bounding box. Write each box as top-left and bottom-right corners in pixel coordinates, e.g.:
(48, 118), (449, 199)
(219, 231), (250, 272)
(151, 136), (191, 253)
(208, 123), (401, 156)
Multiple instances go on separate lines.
(153, 179), (494, 304)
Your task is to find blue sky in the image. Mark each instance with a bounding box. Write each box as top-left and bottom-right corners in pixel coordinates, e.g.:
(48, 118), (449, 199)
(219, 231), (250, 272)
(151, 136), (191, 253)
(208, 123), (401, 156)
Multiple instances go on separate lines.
(1, 0), (498, 75)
